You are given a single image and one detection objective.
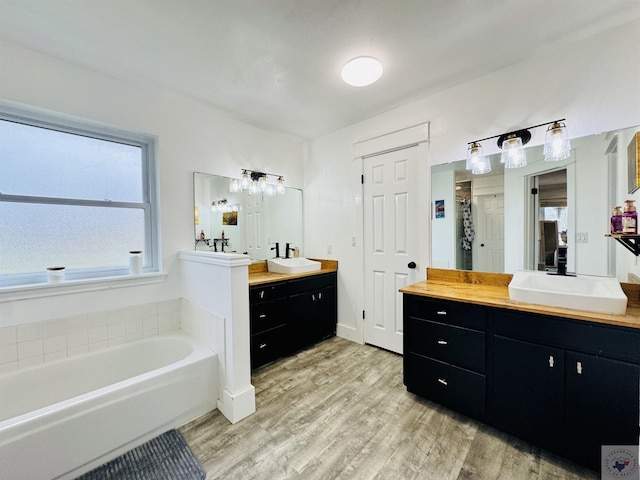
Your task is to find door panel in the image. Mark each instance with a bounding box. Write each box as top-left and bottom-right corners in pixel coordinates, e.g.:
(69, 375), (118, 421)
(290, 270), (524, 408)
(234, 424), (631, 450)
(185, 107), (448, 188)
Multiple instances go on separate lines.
(364, 147), (420, 353)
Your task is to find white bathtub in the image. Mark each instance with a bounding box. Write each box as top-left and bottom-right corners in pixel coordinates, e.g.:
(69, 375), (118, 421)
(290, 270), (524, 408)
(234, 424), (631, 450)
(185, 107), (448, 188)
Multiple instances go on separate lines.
(0, 332), (217, 480)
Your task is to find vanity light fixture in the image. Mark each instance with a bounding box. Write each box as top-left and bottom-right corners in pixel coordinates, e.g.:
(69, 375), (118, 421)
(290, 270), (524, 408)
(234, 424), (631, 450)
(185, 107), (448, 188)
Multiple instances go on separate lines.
(466, 142), (491, 174)
(229, 169), (286, 195)
(466, 119), (569, 174)
(543, 121), (571, 162)
(341, 56), (383, 87)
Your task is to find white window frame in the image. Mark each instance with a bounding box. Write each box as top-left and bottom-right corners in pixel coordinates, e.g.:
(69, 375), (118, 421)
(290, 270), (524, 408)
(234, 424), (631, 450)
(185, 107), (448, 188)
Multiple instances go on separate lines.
(0, 101), (164, 299)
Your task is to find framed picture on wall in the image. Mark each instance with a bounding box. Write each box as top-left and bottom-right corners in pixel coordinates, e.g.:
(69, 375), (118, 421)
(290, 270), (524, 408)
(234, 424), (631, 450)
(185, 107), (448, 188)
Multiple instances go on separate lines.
(223, 210), (238, 225)
(435, 199), (445, 218)
(628, 132), (640, 194)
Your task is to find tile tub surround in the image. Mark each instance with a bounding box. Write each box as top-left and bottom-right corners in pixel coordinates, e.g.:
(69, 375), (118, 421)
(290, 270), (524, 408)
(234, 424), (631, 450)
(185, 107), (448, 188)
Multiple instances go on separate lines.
(0, 299), (183, 374)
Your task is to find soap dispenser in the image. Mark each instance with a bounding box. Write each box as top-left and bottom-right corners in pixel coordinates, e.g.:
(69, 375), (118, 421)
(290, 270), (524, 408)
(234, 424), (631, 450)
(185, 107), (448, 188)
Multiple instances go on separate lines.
(622, 200), (637, 234)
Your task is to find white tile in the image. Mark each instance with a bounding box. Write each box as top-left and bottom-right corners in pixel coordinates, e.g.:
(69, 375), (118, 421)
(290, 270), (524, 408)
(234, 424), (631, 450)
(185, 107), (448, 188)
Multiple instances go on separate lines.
(157, 300), (172, 314)
(126, 318), (142, 335)
(143, 316), (158, 332)
(0, 344), (18, 364)
(126, 331), (143, 342)
(88, 325), (108, 344)
(68, 345), (88, 357)
(172, 298), (182, 313)
(159, 324), (173, 334)
(108, 336), (125, 347)
(108, 308), (128, 324)
(108, 321), (126, 339)
(18, 355), (43, 369)
(18, 339), (43, 359)
(43, 319), (67, 337)
(0, 326), (17, 346)
(88, 340), (109, 352)
(158, 312), (172, 328)
(143, 302), (158, 317)
(67, 329), (88, 349)
(44, 350), (67, 363)
(43, 334), (67, 354)
(17, 322), (43, 342)
(0, 361), (17, 374)
(143, 328), (159, 338)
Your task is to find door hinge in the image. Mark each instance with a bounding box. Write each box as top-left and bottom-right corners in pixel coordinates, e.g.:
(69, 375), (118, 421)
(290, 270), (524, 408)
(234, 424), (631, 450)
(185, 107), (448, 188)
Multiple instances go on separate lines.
(531, 187), (538, 195)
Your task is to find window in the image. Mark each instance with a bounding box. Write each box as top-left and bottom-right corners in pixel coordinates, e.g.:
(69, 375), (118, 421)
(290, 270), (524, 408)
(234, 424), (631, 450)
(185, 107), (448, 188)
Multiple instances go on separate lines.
(0, 103), (159, 287)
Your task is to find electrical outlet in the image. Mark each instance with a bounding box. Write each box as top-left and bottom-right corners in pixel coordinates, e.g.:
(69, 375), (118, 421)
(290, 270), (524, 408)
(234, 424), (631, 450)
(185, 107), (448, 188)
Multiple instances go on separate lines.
(327, 244), (333, 255)
(576, 232), (588, 243)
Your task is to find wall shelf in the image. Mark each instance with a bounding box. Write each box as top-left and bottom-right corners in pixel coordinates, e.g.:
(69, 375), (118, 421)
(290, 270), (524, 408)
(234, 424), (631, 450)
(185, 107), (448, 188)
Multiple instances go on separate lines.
(606, 234), (640, 256)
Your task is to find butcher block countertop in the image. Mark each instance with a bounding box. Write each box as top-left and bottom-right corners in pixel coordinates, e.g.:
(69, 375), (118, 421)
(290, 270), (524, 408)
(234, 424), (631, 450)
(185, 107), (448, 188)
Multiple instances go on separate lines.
(248, 259), (338, 286)
(400, 268), (640, 330)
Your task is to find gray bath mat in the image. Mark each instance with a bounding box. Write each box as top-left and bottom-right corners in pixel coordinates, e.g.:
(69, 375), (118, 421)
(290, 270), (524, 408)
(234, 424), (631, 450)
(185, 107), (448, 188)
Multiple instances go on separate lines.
(76, 429), (205, 480)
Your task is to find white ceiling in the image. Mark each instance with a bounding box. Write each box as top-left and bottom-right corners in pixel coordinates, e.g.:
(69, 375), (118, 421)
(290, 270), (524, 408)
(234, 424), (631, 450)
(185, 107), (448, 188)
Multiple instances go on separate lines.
(0, 0), (638, 139)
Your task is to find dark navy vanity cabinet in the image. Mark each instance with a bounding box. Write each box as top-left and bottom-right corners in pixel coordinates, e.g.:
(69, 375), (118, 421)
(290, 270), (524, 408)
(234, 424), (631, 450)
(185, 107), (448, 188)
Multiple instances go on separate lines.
(250, 271), (337, 370)
(403, 294), (640, 473)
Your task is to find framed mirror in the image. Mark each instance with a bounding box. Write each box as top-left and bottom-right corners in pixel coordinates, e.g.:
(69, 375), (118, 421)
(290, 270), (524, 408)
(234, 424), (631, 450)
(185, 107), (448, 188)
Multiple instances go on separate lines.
(431, 125), (639, 282)
(194, 172), (303, 261)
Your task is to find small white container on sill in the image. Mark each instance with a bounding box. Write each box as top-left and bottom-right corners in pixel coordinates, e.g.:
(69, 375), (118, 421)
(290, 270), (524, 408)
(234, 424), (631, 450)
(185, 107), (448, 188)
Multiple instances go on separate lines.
(129, 251), (143, 275)
(47, 266), (65, 283)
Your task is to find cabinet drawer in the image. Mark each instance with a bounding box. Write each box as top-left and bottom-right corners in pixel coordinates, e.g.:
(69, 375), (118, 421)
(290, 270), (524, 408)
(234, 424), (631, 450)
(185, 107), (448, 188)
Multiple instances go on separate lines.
(405, 353), (485, 419)
(250, 300), (288, 334)
(492, 310), (640, 364)
(288, 272), (336, 295)
(407, 318), (485, 373)
(251, 325), (289, 369)
(250, 282), (288, 303)
(405, 296), (486, 330)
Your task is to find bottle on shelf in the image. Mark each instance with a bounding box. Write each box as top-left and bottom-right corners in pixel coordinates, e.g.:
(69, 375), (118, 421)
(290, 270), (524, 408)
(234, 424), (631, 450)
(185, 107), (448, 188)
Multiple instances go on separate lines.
(611, 206), (623, 234)
(622, 200), (638, 234)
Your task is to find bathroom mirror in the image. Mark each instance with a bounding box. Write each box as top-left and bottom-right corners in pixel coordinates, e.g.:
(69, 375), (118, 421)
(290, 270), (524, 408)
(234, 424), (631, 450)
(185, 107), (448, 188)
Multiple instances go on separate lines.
(431, 124), (639, 282)
(193, 172), (303, 261)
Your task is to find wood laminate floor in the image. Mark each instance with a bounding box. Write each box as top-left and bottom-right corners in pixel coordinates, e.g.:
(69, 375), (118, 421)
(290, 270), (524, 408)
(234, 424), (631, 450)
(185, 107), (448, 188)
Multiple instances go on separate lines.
(180, 337), (597, 480)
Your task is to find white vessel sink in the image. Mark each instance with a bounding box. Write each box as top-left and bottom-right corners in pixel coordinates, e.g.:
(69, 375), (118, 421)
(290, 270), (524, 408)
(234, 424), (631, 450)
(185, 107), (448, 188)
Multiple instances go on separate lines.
(267, 257), (321, 274)
(508, 270), (628, 315)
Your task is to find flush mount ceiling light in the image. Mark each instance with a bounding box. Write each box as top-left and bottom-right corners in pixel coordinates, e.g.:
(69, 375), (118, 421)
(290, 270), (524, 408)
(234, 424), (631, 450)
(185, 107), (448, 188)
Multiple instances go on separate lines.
(341, 56), (383, 87)
(466, 119), (570, 174)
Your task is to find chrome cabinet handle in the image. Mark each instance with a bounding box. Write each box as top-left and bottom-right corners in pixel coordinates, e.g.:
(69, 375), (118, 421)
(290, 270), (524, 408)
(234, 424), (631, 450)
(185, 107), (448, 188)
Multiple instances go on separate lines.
(319, 292), (322, 300)
(576, 361), (582, 374)
(259, 314), (266, 318)
(549, 355), (554, 368)
(259, 291), (265, 299)
(259, 343), (267, 349)
(436, 310), (447, 316)
(437, 340), (448, 345)
(437, 378), (448, 386)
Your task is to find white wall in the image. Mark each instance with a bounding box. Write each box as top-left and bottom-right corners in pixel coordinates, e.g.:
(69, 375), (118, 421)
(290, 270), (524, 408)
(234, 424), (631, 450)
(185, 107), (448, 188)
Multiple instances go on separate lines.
(306, 18), (640, 342)
(0, 39), (304, 326)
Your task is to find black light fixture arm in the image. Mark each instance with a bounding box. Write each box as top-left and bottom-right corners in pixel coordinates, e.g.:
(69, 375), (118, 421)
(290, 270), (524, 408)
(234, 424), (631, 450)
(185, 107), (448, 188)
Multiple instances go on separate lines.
(467, 118), (566, 146)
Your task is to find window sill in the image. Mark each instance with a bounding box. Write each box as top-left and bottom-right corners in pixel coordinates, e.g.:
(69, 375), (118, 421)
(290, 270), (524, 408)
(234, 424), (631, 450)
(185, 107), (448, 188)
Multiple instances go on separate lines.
(0, 272), (168, 302)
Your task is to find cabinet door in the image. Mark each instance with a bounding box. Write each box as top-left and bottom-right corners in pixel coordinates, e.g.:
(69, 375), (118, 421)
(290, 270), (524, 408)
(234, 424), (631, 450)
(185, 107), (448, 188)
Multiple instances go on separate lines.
(316, 284), (337, 340)
(565, 352), (640, 471)
(492, 336), (565, 454)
